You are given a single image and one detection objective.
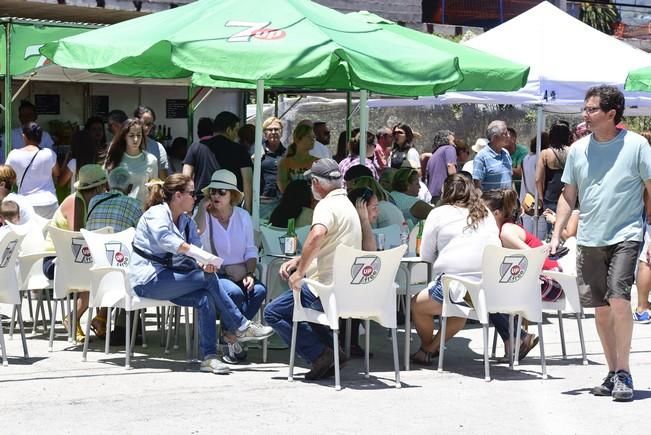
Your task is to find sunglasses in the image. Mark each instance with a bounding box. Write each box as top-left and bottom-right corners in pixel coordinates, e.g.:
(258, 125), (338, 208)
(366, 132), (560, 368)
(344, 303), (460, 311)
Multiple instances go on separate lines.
(209, 188), (229, 197)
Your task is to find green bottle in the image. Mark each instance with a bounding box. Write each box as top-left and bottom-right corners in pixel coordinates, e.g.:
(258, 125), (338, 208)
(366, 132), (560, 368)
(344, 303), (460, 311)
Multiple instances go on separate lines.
(416, 220), (424, 256)
(284, 218), (298, 256)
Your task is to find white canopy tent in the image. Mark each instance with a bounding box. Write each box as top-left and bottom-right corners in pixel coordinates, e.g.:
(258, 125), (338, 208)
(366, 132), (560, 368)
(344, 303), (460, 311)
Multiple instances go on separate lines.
(368, 1), (651, 115)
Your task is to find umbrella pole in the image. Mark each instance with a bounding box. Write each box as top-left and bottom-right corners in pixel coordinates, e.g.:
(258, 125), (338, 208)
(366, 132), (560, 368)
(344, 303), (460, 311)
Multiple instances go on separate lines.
(4, 21), (13, 161)
(252, 79), (264, 229)
(346, 92), (352, 142)
(359, 90), (368, 165)
(533, 105), (543, 236)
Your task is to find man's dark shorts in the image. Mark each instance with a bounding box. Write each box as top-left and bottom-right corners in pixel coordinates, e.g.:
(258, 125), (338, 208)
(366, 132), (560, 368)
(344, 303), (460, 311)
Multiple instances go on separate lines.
(576, 241), (640, 308)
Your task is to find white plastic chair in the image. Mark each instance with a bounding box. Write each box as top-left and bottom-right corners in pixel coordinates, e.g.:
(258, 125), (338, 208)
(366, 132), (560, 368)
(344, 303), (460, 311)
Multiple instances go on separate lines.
(47, 225), (113, 351)
(288, 244), (407, 390)
(9, 216), (53, 335)
(0, 228), (27, 365)
(80, 228), (177, 369)
(438, 245), (548, 381)
(541, 237), (588, 365)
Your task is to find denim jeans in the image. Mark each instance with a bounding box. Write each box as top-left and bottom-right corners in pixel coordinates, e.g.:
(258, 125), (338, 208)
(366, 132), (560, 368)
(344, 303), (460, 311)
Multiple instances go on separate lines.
(490, 313), (527, 342)
(263, 284), (332, 364)
(134, 269), (247, 358)
(218, 275), (267, 321)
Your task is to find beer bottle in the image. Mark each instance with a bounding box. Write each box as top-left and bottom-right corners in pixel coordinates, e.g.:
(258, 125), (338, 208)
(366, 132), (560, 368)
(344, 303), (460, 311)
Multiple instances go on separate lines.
(284, 218), (298, 256)
(415, 220), (424, 256)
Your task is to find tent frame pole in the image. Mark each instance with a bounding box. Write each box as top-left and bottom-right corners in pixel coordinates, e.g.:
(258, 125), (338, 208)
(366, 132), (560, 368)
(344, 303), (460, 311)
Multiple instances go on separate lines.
(359, 90), (368, 165)
(4, 20), (12, 160)
(533, 105), (544, 235)
(252, 79), (264, 229)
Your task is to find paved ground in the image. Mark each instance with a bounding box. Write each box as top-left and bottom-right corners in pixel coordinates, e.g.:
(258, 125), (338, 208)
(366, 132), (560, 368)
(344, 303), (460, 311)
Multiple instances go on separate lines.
(1, 297), (650, 434)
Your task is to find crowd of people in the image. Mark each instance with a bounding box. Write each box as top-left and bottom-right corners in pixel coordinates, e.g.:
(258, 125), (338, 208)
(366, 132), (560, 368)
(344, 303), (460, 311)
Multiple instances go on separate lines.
(1, 84), (650, 402)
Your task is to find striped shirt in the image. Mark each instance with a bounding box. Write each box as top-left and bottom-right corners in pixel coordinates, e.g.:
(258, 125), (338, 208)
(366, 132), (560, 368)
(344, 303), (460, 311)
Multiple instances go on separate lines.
(472, 145), (512, 191)
(86, 190), (142, 232)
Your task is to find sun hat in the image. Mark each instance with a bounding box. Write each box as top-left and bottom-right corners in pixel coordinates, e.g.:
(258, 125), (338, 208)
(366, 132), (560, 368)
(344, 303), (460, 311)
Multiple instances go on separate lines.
(472, 138), (488, 153)
(303, 158), (342, 180)
(74, 164), (107, 191)
(202, 169), (244, 202)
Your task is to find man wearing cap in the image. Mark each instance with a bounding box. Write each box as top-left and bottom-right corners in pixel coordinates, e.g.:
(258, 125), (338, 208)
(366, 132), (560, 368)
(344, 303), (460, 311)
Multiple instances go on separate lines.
(264, 158), (362, 381)
(472, 121), (513, 190)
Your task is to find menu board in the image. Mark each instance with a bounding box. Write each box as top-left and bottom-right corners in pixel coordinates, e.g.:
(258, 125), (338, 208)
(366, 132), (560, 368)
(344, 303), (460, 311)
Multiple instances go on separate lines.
(166, 99), (188, 119)
(34, 94), (60, 115)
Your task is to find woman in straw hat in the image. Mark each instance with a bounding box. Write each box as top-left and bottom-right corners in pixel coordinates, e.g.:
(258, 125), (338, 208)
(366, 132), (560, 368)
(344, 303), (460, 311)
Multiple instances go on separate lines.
(42, 164), (109, 342)
(198, 169), (267, 363)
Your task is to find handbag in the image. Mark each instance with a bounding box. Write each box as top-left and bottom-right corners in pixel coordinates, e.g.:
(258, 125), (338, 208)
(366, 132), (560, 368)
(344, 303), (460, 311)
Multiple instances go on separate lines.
(522, 192), (544, 216)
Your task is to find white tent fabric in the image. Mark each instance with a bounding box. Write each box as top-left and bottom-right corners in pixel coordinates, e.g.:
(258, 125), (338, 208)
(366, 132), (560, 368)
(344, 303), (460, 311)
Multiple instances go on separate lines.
(369, 1), (651, 114)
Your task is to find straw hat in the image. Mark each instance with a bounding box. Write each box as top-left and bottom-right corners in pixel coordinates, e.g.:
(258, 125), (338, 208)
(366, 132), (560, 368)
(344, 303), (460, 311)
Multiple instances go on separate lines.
(74, 164), (107, 191)
(472, 138), (488, 153)
(201, 169), (244, 203)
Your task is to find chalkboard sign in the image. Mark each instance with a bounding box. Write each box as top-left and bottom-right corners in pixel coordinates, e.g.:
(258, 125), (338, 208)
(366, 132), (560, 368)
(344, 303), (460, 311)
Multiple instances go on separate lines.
(166, 99), (188, 119)
(34, 94), (60, 115)
(91, 95), (109, 117)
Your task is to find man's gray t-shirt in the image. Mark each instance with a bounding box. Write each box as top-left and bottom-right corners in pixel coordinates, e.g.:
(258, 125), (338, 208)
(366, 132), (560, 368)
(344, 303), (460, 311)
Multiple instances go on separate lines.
(562, 129), (651, 246)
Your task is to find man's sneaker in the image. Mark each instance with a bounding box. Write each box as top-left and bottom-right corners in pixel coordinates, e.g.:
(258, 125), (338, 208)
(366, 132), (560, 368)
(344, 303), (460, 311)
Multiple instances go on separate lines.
(590, 371), (615, 396)
(632, 310), (651, 324)
(200, 356), (230, 375)
(235, 321), (274, 342)
(305, 347), (334, 381)
(222, 341), (248, 365)
(612, 370), (634, 402)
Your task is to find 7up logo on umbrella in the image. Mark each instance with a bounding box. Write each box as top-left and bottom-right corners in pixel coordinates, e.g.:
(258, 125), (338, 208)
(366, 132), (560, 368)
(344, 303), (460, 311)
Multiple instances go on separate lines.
(350, 255), (381, 285)
(226, 21), (286, 42)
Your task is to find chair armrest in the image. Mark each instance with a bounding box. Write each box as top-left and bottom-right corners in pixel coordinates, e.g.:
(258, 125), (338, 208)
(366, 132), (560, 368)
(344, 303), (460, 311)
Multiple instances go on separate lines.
(541, 270), (581, 313)
(19, 251), (54, 262)
(441, 274), (484, 322)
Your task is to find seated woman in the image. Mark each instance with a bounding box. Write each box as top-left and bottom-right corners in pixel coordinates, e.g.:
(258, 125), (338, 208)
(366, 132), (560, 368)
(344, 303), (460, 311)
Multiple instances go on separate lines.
(482, 189), (565, 357)
(389, 167), (433, 226)
(346, 174), (404, 229)
(277, 124), (317, 193)
(269, 179), (313, 228)
(42, 164), (108, 342)
(198, 169), (267, 363)
(410, 173), (501, 364)
(129, 173), (273, 374)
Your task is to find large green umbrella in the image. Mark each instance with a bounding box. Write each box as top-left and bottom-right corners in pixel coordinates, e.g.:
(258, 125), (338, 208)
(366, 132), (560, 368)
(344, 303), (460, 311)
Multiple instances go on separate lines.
(40, 0), (464, 97)
(626, 65), (651, 91)
(347, 11), (529, 92)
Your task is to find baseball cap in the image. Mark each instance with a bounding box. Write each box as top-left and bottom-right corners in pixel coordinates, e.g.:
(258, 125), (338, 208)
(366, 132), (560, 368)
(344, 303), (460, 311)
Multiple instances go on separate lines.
(303, 158), (342, 180)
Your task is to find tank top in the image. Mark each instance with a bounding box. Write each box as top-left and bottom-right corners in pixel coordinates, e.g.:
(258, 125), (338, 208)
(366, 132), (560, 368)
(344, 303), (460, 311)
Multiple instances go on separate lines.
(543, 148), (567, 204)
(43, 192), (88, 252)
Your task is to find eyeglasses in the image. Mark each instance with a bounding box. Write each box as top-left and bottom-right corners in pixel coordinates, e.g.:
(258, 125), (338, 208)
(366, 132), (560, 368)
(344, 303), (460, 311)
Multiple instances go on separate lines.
(209, 188), (229, 197)
(582, 106), (601, 115)
(183, 190), (196, 198)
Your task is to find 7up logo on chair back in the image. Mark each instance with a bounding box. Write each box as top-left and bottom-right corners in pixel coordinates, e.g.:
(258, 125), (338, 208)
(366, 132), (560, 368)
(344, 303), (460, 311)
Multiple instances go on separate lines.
(499, 255), (528, 283)
(71, 238), (93, 264)
(104, 242), (129, 267)
(351, 255), (381, 285)
(0, 240), (17, 268)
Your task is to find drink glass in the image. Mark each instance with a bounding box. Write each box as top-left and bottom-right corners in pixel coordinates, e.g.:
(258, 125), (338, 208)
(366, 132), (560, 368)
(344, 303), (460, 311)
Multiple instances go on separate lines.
(375, 233), (385, 251)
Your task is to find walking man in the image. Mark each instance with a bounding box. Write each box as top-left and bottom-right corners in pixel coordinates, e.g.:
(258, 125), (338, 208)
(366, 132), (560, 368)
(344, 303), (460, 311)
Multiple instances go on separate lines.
(551, 85), (651, 402)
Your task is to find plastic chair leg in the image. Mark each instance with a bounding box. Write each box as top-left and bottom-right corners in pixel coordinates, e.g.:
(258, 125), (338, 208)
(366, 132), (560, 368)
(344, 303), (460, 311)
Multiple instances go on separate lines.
(391, 327), (401, 388)
(364, 319), (370, 378)
(558, 310), (567, 359)
(577, 312), (588, 365)
(159, 306), (166, 348)
(26, 290), (34, 322)
(184, 307), (192, 362)
(165, 307), (174, 355)
(508, 314), (515, 369)
(437, 316), (448, 372)
(105, 308), (112, 354)
(16, 306), (29, 359)
(71, 293), (78, 345)
(0, 316), (8, 366)
(140, 309), (148, 349)
(9, 305), (16, 339)
(514, 315), (523, 367)
(82, 308), (92, 362)
(192, 310), (199, 361)
(404, 294), (412, 371)
(538, 322), (547, 379)
(173, 308), (180, 350)
(483, 325), (491, 381)
(125, 309), (131, 370)
(333, 329), (341, 391)
(288, 321), (298, 381)
(48, 300), (59, 352)
(345, 318), (352, 359)
(491, 328), (498, 358)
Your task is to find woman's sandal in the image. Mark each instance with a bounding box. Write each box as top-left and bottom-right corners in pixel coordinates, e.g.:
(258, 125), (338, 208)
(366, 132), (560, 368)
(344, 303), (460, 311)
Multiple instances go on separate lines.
(410, 347), (439, 365)
(90, 316), (107, 338)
